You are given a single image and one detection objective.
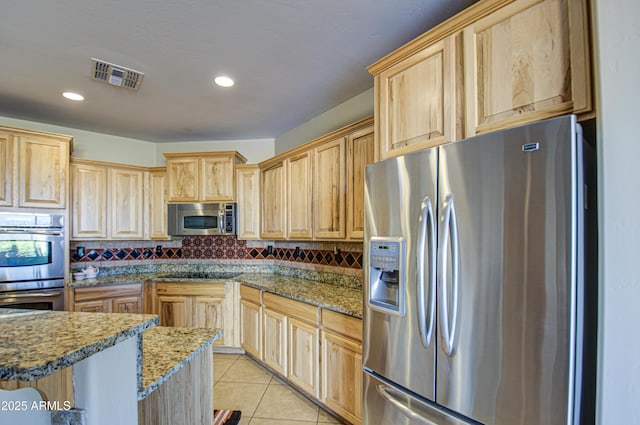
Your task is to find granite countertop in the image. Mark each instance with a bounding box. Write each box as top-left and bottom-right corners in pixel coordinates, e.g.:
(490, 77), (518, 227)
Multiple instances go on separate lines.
(235, 273), (363, 318)
(0, 309), (158, 381)
(138, 326), (222, 400)
(69, 270), (363, 319)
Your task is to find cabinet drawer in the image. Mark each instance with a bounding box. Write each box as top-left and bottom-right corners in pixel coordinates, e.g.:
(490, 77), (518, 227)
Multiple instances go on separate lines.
(321, 309), (362, 342)
(156, 282), (224, 297)
(263, 292), (319, 324)
(240, 285), (261, 304)
(73, 283), (142, 302)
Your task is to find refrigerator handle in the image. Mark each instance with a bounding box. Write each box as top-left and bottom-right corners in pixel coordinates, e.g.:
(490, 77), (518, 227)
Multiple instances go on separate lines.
(376, 384), (432, 424)
(417, 196), (437, 348)
(438, 194), (460, 356)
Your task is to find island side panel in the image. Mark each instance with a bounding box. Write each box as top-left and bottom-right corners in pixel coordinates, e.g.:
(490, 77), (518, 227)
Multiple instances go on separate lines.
(138, 344), (213, 425)
(74, 337), (139, 425)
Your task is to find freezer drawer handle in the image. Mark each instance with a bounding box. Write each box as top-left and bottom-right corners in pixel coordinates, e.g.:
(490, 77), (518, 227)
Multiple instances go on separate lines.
(438, 194), (460, 356)
(417, 196), (437, 348)
(376, 384), (432, 424)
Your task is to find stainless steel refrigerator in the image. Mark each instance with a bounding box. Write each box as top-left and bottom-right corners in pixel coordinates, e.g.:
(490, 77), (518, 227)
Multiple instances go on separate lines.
(362, 115), (596, 425)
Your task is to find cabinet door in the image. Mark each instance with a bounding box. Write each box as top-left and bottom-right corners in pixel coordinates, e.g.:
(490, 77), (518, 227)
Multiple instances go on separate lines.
(200, 156), (234, 201)
(260, 161), (287, 239)
(166, 157), (199, 202)
(147, 169), (169, 240)
(287, 151), (313, 239)
(71, 162), (108, 239)
(321, 330), (363, 425)
(346, 126), (375, 240)
(18, 135), (69, 208)
(288, 318), (320, 398)
(74, 300), (111, 313)
(263, 307), (287, 375)
(236, 165), (261, 240)
(313, 137), (346, 239)
(463, 0), (591, 136)
(193, 296), (225, 345)
(0, 132), (13, 206)
(377, 35), (459, 160)
(158, 296), (190, 327)
(112, 296), (143, 314)
(110, 168), (144, 239)
(240, 299), (262, 359)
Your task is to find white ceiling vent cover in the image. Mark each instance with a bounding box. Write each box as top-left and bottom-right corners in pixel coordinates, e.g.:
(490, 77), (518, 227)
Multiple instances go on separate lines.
(90, 58), (144, 90)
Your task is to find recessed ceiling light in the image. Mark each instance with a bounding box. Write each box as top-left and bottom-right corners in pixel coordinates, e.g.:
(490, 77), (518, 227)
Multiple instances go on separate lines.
(62, 92), (84, 101)
(214, 76), (234, 88)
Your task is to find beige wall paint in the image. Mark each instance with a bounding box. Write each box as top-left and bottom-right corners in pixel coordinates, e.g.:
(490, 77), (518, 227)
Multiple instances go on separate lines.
(0, 116), (157, 167)
(155, 139), (274, 165)
(594, 0), (640, 422)
(0, 116), (274, 166)
(274, 88), (373, 154)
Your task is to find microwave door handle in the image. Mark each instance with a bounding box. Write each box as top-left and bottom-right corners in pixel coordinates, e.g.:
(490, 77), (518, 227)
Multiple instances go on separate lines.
(219, 210), (225, 234)
(1, 292), (62, 299)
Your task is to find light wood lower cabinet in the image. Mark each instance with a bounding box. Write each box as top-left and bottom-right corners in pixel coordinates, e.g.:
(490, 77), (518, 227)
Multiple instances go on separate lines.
(72, 283), (143, 314)
(151, 282), (237, 347)
(262, 307), (287, 375)
(288, 317), (320, 399)
(239, 285), (360, 424)
(321, 310), (363, 425)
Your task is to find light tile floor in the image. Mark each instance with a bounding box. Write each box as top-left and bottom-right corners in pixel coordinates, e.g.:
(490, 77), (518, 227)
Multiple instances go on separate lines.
(213, 353), (342, 425)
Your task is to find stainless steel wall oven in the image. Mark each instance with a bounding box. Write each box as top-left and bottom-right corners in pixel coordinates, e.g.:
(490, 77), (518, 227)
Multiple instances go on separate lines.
(0, 212), (65, 311)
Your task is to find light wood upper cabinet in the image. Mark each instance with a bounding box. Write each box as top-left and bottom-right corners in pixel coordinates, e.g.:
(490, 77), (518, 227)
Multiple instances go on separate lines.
(236, 165), (261, 240)
(71, 159), (145, 240)
(0, 126), (71, 209)
(165, 157), (199, 202)
(71, 161), (108, 239)
(18, 135), (70, 208)
(376, 35), (460, 159)
(313, 137), (346, 239)
(287, 151), (313, 239)
(346, 125), (375, 240)
(109, 167), (144, 239)
(164, 151), (246, 203)
(146, 168), (169, 240)
(260, 160), (287, 239)
(463, 0), (591, 136)
(200, 156), (235, 201)
(0, 132), (13, 207)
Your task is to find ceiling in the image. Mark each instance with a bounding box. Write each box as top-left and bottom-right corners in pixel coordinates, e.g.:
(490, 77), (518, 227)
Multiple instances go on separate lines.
(0, 0), (476, 143)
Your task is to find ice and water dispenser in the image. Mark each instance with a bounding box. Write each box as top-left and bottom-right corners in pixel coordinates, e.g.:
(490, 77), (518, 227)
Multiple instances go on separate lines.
(368, 238), (406, 316)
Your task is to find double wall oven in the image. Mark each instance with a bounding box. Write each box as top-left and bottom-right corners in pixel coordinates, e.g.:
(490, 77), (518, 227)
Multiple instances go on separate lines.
(0, 212), (65, 311)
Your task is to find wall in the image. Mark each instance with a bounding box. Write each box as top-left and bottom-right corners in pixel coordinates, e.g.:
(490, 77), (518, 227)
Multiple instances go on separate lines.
(593, 0), (640, 422)
(0, 116), (275, 166)
(274, 88), (373, 154)
(155, 138), (274, 165)
(0, 116), (157, 167)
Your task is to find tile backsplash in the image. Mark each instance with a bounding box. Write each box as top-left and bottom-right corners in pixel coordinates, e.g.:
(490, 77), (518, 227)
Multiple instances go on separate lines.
(71, 235), (363, 270)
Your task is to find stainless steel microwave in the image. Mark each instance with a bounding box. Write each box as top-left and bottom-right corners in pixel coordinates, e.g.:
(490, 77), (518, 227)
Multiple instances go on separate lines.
(167, 203), (237, 236)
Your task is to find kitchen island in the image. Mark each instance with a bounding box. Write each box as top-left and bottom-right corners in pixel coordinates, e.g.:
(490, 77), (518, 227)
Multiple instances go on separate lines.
(0, 309), (221, 425)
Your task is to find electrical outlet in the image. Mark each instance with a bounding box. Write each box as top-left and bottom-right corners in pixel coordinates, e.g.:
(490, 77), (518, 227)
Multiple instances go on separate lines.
(267, 245), (273, 255)
(155, 245), (163, 256)
(294, 246), (300, 259)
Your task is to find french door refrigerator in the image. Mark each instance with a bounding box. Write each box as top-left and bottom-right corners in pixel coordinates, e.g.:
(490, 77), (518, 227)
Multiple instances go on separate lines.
(362, 115), (596, 425)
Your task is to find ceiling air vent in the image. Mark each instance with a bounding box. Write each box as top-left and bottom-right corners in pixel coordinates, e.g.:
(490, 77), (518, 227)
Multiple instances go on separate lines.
(90, 58), (144, 90)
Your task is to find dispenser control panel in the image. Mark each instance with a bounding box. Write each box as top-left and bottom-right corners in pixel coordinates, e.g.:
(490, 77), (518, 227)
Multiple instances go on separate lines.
(368, 237), (406, 317)
(370, 241), (401, 271)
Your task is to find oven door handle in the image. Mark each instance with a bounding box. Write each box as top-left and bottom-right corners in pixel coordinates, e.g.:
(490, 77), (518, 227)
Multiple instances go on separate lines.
(1, 292), (63, 299)
(0, 229), (63, 236)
